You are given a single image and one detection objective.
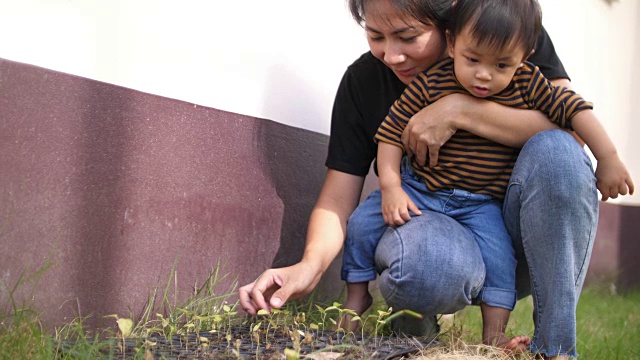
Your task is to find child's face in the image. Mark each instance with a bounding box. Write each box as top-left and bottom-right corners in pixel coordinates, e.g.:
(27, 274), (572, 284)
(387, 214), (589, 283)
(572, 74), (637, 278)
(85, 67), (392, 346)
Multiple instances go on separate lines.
(447, 25), (529, 98)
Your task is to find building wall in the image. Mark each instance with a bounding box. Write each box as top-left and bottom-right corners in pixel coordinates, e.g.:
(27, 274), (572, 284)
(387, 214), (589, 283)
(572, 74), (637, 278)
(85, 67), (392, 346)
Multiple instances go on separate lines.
(1, 1), (638, 174)
(0, 58), (338, 328)
(0, 0), (638, 328)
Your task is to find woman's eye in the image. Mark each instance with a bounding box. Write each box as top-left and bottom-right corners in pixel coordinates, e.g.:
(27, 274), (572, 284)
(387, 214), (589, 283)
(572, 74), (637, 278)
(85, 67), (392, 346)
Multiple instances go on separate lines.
(400, 36), (417, 42)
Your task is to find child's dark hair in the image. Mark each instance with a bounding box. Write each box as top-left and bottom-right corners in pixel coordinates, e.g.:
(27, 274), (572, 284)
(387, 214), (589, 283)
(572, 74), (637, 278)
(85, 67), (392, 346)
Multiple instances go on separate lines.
(448, 0), (542, 54)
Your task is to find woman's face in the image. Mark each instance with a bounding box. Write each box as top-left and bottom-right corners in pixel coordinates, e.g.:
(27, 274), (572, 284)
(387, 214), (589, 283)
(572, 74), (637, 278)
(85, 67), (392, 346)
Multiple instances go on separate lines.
(364, 1), (447, 85)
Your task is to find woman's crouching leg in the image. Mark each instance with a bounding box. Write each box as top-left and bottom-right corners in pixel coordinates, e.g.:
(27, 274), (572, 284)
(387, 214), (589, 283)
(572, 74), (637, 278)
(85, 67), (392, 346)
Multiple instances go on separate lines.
(504, 129), (598, 357)
(375, 211), (485, 335)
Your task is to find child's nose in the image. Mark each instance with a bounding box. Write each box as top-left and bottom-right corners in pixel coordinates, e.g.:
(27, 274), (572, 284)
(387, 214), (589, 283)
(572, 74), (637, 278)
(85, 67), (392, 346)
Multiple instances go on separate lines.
(475, 69), (491, 81)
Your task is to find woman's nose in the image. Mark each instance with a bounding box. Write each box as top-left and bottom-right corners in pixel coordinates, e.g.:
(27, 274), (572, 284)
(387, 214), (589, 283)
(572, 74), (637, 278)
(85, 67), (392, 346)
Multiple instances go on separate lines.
(384, 43), (406, 65)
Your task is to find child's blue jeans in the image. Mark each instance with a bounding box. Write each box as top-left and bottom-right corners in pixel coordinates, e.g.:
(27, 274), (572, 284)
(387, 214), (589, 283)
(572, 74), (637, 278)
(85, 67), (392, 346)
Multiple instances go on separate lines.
(341, 157), (517, 311)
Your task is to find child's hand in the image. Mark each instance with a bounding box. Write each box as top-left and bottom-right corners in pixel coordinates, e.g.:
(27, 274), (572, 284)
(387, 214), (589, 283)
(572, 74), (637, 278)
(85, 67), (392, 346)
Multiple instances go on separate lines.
(381, 186), (422, 226)
(595, 155), (635, 201)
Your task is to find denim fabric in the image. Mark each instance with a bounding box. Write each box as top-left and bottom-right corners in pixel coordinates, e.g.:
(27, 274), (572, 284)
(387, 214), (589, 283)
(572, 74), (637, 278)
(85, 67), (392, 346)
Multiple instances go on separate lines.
(375, 130), (597, 358)
(342, 157), (517, 311)
(503, 130), (598, 357)
(375, 211), (485, 315)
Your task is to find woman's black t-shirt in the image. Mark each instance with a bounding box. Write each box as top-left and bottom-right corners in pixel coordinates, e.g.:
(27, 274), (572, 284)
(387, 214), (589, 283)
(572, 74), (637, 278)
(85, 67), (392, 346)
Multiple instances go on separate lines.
(325, 27), (569, 177)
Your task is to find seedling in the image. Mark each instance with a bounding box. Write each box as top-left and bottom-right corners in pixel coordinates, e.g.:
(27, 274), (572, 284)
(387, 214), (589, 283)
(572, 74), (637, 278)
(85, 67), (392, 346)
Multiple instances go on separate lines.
(104, 314), (133, 353)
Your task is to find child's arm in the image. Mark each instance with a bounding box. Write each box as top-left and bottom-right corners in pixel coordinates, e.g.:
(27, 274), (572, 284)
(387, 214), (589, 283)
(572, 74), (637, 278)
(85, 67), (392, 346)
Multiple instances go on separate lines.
(572, 111), (635, 201)
(524, 65), (634, 201)
(377, 142), (422, 225)
(550, 79), (585, 146)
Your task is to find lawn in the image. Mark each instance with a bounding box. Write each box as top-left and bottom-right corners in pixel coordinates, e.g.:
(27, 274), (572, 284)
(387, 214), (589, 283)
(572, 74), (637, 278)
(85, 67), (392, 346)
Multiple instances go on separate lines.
(1, 263), (639, 359)
(445, 285), (640, 359)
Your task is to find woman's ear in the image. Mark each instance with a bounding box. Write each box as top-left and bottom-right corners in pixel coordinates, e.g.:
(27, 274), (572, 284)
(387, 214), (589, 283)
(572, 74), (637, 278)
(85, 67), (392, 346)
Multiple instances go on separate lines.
(446, 30), (455, 58)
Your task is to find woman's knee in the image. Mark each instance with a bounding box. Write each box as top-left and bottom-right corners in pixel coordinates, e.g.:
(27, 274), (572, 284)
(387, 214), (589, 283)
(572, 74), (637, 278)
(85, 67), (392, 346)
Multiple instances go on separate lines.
(375, 212), (485, 315)
(515, 130), (596, 201)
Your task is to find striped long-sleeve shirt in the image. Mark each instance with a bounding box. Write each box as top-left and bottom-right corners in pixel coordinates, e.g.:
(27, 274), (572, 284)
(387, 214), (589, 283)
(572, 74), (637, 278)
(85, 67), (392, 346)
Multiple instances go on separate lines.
(375, 57), (593, 199)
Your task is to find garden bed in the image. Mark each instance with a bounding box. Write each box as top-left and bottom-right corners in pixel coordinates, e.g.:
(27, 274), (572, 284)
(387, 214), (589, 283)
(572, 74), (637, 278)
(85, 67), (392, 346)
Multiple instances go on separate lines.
(61, 324), (441, 359)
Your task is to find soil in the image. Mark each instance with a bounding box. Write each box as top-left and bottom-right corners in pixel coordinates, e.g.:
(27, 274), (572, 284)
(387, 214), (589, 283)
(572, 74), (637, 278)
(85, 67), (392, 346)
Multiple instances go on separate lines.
(63, 324), (442, 359)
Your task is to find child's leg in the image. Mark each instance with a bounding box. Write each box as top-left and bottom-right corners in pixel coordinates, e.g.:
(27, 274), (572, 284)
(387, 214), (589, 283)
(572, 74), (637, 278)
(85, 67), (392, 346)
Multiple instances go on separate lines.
(341, 190), (388, 316)
(342, 158), (431, 307)
(340, 192), (389, 331)
(339, 282), (374, 332)
(453, 195), (528, 351)
(481, 304), (530, 352)
(341, 158), (433, 330)
(344, 282), (373, 314)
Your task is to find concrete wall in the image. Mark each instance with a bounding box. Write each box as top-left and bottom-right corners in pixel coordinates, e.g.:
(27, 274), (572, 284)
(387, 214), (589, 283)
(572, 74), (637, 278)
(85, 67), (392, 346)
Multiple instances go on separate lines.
(0, 58), (338, 328)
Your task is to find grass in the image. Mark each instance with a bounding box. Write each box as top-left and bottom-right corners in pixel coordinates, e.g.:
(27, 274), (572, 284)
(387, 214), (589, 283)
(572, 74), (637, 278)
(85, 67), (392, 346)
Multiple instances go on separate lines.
(1, 262), (639, 359)
(575, 285), (640, 359)
(441, 285), (640, 359)
(0, 261), (241, 359)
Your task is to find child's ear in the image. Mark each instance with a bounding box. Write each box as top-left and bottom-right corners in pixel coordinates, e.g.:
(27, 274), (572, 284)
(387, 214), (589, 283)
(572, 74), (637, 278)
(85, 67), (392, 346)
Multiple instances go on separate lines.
(520, 48), (535, 67)
(446, 30), (455, 58)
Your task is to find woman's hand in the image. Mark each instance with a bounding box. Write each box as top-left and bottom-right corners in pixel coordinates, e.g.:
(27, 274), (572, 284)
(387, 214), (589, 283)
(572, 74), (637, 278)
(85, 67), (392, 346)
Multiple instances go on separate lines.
(238, 261), (322, 315)
(401, 93), (470, 167)
(239, 169), (364, 316)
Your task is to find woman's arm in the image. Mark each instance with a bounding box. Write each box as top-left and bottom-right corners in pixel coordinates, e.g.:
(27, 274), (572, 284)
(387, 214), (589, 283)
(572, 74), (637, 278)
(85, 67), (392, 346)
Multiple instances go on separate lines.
(303, 169), (364, 274)
(402, 78), (576, 167)
(401, 93), (559, 167)
(239, 169), (364, 315)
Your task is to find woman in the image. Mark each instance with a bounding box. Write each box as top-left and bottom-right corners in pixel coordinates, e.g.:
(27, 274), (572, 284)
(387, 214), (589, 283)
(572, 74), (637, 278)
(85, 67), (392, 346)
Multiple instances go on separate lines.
(239, 0), (598, 358)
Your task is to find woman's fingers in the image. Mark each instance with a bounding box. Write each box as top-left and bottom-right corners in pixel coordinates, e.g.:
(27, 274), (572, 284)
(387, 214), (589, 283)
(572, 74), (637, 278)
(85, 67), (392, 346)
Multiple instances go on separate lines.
(239, 281), (262, 315)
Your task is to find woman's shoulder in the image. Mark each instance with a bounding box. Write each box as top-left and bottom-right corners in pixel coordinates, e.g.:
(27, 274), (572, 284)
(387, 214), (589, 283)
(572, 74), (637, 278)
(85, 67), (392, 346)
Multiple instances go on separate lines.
(341, 52), (405, 95)
(345, 52), (392, 80)
(347, 51), (384, 69)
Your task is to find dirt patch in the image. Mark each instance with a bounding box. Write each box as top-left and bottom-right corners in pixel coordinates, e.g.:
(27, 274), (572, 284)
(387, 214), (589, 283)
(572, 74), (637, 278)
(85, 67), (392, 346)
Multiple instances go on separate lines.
(63, 324), (442, 359)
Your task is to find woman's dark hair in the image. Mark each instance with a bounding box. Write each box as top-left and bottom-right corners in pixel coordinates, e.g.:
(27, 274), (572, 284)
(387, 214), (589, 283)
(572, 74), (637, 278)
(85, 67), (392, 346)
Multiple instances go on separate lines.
(348, 0), (452, 32)
(448, 0), (542, 53)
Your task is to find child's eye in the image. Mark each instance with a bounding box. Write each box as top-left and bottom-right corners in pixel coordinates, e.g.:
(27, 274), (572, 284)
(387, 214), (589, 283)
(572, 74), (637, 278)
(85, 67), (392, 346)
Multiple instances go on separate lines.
(466, 57), (478, 63)
(496, 63), (508, 69)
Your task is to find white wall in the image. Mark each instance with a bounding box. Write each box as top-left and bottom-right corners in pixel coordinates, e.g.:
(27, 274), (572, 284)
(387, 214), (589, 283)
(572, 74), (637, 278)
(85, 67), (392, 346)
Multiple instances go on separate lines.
(0, 0), (368, 135)
(1, 0), (638, 204)
(539, 0), (639, 205)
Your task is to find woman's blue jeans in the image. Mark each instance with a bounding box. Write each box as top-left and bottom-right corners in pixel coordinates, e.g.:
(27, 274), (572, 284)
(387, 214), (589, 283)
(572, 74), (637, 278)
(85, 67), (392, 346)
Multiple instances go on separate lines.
(342, 159), (517, 311)
(372, 130), (598, 358)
